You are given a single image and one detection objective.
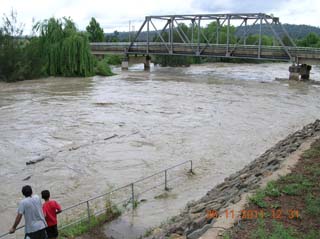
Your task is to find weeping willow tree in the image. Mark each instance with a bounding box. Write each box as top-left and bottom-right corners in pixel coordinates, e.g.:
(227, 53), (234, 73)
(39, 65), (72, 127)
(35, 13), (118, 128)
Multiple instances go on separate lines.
(37, 17), (94, 77)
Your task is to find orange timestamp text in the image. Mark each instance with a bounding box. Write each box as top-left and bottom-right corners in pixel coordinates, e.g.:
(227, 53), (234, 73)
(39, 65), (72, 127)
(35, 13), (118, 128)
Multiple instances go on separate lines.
(206, 209), (299, 220)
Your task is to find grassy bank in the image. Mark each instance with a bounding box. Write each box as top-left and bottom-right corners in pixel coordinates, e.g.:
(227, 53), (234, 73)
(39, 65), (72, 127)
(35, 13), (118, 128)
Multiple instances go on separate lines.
(223, 139), (320, 239)
(59, 199), (121, 239)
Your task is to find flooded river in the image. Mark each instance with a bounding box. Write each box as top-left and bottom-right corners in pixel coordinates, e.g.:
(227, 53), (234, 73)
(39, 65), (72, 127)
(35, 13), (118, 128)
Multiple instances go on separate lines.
(0, 63), (320, 237)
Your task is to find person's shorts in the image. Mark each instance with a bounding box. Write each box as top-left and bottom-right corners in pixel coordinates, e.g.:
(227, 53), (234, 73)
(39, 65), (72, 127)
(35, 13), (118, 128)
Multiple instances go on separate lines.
(45, 225), (58, 238)
(25, 228), (47, 239)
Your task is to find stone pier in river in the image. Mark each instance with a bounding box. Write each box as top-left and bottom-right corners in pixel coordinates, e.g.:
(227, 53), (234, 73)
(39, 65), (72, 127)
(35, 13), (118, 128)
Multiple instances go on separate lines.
(289, 63), (312, 81)
(121, 55), (151, 70)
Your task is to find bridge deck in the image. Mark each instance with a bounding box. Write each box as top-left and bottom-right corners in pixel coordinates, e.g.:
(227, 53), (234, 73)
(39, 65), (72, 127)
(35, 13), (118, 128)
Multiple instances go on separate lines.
(90, 42), (320, 64)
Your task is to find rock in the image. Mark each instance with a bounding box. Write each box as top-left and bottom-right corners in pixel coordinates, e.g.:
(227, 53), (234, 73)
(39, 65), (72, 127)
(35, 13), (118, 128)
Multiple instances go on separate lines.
(239, 173), (249, 180)
(231, 195), (241, 204)
(267, 159), (280, 166)
(190, 203), (206, 213)
(191, 215), (207, 229)
(168, 224), (185, 235)
(169, 233), (186, 239)
(187, 224), (212, 239)
(205, 202), (221, 211)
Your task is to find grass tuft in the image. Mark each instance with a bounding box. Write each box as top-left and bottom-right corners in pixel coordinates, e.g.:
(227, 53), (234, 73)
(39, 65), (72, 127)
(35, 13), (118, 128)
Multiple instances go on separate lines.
(249, 190), (267, 208)
(265, 181), (281, 197)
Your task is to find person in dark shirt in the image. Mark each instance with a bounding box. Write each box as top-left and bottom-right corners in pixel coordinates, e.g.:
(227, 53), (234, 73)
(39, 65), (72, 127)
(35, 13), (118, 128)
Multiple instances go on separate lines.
(41, 190), (62, 239)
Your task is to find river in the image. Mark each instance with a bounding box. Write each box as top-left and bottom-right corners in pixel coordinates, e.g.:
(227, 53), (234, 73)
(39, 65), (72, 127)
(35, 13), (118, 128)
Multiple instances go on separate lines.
(0, 62), (320, 238)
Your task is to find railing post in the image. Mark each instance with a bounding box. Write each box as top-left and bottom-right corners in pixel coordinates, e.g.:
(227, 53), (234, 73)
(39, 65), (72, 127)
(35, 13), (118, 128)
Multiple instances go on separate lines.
(86, 201), (91, 225)
(131, 183), (135, 209)
(165, 170), (169, 191)
(190, 160), (193, 173)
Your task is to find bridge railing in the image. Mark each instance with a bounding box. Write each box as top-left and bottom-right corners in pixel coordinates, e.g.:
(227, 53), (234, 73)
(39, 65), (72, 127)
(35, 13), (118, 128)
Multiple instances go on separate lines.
(90, 42), (320, 62)
(0, 160), (193, 239)
(91, 42), (320, 52)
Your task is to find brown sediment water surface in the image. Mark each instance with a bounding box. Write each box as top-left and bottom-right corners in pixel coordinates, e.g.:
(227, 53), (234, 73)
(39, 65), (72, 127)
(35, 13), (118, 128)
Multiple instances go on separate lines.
(0, 63), (320, 238)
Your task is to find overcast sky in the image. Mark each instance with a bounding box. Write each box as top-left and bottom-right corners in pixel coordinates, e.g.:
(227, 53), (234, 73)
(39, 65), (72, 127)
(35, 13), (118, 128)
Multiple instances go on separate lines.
(1, 0), (320, 34)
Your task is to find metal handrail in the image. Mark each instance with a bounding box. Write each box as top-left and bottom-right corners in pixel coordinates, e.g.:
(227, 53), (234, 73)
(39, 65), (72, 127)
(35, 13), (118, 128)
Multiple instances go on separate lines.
(0, 160), (193, 238)
(90, 42), (320, 50)
(90, 42), (320, 60)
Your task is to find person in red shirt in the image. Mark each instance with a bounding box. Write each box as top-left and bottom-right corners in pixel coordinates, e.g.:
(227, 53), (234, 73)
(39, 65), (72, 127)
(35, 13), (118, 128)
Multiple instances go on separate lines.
(41, 190), (62, 239)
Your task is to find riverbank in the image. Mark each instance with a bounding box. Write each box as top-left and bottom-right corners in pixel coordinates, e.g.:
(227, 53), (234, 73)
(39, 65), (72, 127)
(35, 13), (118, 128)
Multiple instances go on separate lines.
(220, 137), (320, 238)
(144, 120), (320, 238)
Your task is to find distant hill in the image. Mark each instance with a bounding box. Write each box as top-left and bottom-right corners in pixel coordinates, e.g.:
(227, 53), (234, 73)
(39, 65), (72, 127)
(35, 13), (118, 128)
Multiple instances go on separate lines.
(106, 31), (156, 42)
(105, 24), (320, 42)
(236, 24), (320, 39)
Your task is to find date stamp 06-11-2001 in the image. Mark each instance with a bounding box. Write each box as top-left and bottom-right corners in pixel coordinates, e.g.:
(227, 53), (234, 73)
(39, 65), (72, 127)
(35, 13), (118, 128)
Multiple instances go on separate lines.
(206, 209), (300, 220)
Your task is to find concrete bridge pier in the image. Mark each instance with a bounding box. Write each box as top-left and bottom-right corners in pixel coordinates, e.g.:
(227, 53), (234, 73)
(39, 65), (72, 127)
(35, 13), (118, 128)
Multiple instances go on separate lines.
(289, 64), (312, 81)
(289, 64), (300, 81)
(121, 55), (151, 70)
(121, 57), (129, 70)
(144, 55), (151, 70)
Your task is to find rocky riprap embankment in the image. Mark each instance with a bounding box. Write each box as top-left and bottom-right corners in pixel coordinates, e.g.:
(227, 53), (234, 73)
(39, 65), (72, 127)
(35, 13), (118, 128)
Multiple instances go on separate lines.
(146, 119), (320, 239)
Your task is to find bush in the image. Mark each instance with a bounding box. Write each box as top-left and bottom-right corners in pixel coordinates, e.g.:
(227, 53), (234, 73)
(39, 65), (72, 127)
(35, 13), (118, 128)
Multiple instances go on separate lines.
(95, 58), (114, 76)
(104, 54), (122, 65)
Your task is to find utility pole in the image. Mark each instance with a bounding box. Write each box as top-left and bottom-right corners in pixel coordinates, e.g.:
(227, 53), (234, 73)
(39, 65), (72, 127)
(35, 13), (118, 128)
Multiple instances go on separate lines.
(129, 20), (131, 42)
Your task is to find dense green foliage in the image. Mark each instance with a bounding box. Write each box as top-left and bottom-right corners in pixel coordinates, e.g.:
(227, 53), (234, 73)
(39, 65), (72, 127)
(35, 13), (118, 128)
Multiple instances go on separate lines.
(297, 32), (320, 47)
(237, 23), (320, 40)
(0, 11), (32, 81)
(0, 12), (114, 82)
(108, 24), (320, 43)
(86, 17), (105, 42)
(105, 30), (120, 42)
(94, 57), (114, 76)
(38, 17), (95, 77)
(153, 55), (195, 67)
(104, 54), (122, 65)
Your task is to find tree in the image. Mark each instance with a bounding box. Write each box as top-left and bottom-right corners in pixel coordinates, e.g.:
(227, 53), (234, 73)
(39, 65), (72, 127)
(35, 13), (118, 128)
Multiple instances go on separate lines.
(86, 17), (104, 42)
(297, 32), (320, 47)
(0, 10), (27, 81)
(38, 17), (94, 77)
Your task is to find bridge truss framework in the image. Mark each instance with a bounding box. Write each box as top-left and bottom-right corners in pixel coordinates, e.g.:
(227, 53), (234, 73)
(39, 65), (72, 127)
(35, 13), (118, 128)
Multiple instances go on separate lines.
(127, 13), (297, 61)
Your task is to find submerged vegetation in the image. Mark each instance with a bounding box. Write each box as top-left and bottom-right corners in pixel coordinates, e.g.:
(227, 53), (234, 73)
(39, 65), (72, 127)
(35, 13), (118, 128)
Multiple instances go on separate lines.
(59, 198), (121, 238)
(0, 10), (112, 82)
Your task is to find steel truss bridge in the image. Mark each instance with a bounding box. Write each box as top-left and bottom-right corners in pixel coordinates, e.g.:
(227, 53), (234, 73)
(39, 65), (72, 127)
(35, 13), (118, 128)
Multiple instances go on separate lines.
(90, 13), (320, 79)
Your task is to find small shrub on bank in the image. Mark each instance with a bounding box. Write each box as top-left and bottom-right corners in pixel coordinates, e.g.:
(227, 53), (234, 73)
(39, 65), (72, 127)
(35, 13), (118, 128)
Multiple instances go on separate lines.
(305, 193), (320, 217)
(302, 140), (320, 159)
(252, 219), (297, 239)
(280, 175), (313, 195)
(249, 190), (267, 208)
(59, 198), (121, 238)
(95, 58), (114, 76)
(265, 181), (281, 197)
(104, 54), (122, 65)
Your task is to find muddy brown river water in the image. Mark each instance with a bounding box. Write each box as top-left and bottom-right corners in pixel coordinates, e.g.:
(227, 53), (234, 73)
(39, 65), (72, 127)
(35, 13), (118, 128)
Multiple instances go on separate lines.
(0, 63), (320, 238)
